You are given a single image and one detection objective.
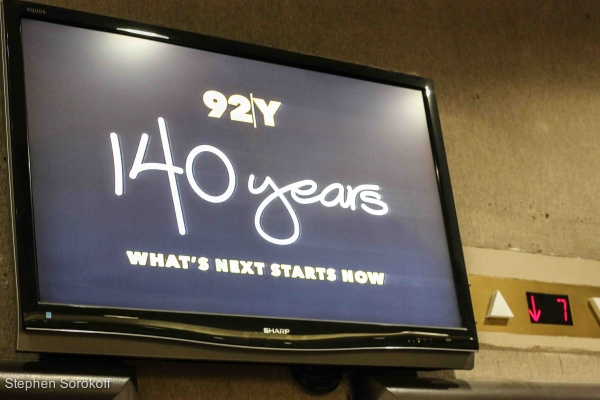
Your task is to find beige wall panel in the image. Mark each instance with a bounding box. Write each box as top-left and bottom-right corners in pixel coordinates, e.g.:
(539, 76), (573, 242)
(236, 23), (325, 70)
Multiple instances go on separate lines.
(457, 346), (600, 382)
(463, 246), (600, 286)
(2, 1), (600, 398)
(135, 361), (349, 400)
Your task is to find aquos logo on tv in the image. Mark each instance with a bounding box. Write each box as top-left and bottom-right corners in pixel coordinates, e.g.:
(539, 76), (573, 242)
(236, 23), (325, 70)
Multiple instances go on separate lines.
(109, 90), (389, 246)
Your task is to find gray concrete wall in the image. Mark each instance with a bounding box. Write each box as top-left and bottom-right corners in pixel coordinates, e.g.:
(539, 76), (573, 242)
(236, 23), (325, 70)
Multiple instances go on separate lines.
(2, 1), (600, 398)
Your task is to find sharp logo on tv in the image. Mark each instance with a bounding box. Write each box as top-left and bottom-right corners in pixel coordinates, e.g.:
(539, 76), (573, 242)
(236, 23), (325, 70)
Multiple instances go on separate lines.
(109, 116), (389, 245)
(263, 328), (291, 335)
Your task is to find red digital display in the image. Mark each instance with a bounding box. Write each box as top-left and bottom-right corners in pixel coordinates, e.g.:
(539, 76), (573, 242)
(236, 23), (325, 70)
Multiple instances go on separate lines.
(526, 292), (573, 325)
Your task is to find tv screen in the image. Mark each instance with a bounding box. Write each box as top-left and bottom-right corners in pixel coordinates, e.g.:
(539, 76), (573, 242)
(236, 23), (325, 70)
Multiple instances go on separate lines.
(3, 1), (477, 368)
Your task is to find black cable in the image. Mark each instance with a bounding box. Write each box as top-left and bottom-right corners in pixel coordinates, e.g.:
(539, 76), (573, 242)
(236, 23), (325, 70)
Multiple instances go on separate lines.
(291, 365), (345, 395)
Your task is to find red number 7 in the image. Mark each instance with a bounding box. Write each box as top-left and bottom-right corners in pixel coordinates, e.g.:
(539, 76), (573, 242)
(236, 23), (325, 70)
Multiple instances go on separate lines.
(557, 298), (568, 322)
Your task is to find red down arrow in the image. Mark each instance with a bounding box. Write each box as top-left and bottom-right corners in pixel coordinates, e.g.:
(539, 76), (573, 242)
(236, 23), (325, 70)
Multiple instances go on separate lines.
(529, 295), (541, 322)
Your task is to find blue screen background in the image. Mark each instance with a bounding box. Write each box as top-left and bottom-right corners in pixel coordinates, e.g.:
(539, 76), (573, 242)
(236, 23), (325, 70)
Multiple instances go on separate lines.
(23, 19), (462, 328)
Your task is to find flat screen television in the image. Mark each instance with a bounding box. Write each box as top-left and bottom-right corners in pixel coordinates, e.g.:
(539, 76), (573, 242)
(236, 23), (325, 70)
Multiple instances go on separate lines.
(2, 0), (478, 369)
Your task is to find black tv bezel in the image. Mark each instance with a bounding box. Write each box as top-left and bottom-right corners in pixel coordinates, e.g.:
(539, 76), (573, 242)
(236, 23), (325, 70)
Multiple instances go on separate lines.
(2, 0), (478, 367)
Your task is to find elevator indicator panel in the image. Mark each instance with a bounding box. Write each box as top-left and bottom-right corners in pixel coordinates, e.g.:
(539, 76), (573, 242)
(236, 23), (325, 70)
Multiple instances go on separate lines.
(526, 292), (573, 325)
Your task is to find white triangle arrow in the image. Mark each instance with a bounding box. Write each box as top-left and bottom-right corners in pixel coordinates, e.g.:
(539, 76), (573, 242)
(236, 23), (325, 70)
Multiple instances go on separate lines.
(590, 298), (600, 321)
(486, 290), (514, 319)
